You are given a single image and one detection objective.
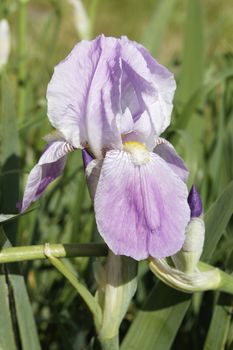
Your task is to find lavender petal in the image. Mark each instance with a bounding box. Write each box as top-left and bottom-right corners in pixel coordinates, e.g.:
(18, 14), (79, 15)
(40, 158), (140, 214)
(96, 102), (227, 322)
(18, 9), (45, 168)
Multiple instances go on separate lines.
(94, 150), (190, 260)
(154, 138), (189, 182)
(47, 35), (176, 158)
(20, 141), (73, 212)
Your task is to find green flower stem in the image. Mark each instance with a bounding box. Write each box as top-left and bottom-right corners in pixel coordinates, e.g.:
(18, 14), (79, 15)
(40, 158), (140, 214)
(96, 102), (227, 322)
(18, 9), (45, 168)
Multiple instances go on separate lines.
(99, 335), (119, 350)
(44, 243), (102, 329)
(0, 243), (108, 264)
(18, 0), (29, 121)
(199, 262), (233, 294)
(149, 258), (233, 295)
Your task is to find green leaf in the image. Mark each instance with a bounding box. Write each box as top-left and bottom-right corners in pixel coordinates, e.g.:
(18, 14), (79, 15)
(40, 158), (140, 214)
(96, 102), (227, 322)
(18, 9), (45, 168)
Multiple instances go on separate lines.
(0, 207), (38, 224)
(0, 213), (20, 223)
(208, 95), (224, 189)
(176, 0), (204, 104)
(0, 227), (41, 350)
(121, 181), (233, 350)
(202, 180), (233, 261)
(174, 67), (233, 130)
(88, 0), (98, 38)
(0, 268), (17, 350)
(0, 73), (20, 244)
(121, 283), (190, 350)
(7, 272), (41, 350)
(141, 0), (175, 56)
(203, 294), (232, 350)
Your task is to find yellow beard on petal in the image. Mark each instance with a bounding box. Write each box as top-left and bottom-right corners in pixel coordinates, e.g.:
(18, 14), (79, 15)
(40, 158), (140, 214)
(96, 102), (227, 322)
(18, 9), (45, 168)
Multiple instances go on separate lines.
(123, 141), (151, 165)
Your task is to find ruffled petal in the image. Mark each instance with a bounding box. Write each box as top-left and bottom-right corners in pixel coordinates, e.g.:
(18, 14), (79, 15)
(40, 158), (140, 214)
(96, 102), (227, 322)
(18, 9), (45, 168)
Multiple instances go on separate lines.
(20, 141), (74, 212)
(154, 138), (189, 182)
(47, 35), (176, 158)
(121, 37), (176, 135)
(133, 40), (176, 134)
(94, 150), (190, 260)
(47, 35), (122, 157)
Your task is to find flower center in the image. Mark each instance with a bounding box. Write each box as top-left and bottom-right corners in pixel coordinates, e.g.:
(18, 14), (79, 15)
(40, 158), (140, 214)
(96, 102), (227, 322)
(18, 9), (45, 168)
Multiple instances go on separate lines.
(123, 141), (150, 165)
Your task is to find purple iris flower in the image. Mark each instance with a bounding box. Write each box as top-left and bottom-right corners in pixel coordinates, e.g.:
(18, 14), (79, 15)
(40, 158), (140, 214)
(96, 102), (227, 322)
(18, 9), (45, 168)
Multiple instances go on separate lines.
(21, 35), (190, 260)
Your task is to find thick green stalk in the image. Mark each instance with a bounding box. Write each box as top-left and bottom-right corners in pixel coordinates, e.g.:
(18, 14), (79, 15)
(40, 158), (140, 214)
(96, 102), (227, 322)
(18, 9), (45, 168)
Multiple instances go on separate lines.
(18, 0), (29, 121)
(199, 262), (233, 294)
(99, 335), (119, 350)
(0, 243), (108, 263)
(214, 269), (233, 295)
(95, 252), (138, 350)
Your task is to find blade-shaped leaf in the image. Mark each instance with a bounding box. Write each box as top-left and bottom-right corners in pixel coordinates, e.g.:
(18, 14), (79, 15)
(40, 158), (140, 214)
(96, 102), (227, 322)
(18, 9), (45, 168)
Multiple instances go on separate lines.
(141, 0), (176, 56)
(0, 207), (38, 224)
(0, 213), (19, 223)
(7, 271), (41, 350)
(0, 267), (17, 350)
(121, 283), (190, 350)
(174, 67), (233, 131)
(0, 73), (20, 244)
(203, 294), (232, 350)
(176, 0), (204, 104)
(202, 180), (233, 261)
(0, 227), (41, 350)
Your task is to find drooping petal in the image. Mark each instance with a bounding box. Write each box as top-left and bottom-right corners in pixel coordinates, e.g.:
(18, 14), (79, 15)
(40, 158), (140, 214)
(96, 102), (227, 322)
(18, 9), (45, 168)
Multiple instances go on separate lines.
(154, 138), (189, 182)
(94, 150), (190, 260)
(20, 141), (74, 212)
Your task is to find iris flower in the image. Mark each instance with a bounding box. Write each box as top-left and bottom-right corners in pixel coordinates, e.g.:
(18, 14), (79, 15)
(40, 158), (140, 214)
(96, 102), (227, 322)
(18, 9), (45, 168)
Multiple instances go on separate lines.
(21, 35), (190, 260)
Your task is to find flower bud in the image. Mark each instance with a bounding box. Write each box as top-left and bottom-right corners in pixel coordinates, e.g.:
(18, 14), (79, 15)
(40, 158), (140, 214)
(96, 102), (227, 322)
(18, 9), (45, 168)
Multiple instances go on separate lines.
(188, 185), (203, 218)
(172, 186), (205, 273)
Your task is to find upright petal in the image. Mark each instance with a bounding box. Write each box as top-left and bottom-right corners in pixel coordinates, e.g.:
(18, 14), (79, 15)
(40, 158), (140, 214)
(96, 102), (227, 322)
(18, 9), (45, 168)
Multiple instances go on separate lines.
(134, 40), (176, 134)
(154, 138), (189, 182)
(47, 35), (176, 158)
(20, 141), (74, 212)
(47, 35), (123, 157)
(94, 150), (190, 260)
(121, 37), (176, 135)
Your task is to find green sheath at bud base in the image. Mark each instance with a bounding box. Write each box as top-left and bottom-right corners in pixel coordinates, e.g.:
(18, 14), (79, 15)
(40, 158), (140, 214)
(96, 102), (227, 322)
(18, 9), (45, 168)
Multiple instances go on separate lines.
(172, 217), (205, 273)
(94, 251), (137, 348)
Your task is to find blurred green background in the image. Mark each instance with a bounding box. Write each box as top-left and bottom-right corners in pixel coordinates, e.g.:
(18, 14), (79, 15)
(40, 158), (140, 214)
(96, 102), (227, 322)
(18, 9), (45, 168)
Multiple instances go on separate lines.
(0, 0), (232, 349)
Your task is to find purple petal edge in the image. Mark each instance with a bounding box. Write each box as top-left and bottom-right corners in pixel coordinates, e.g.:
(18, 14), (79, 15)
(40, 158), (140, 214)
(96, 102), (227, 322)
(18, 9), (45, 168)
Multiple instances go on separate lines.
(188, 185), (203, 217)
(82, 149), (94, 170)
(19, 141), (72, 213)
